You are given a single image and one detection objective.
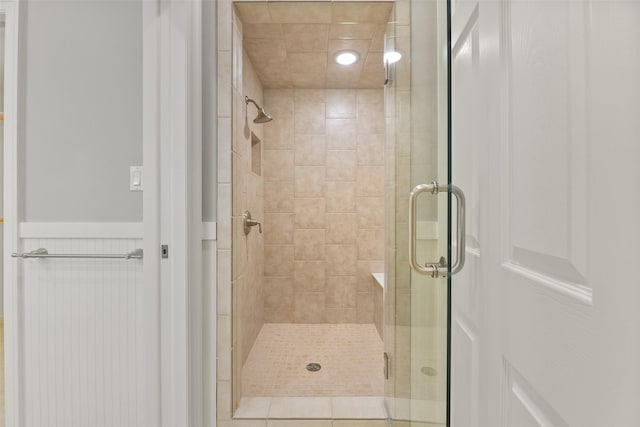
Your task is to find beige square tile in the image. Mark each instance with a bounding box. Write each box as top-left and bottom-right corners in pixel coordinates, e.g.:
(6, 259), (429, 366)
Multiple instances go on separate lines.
(332, 2), (392, 24)
(264, 213), (295, 244)
(295, 198), (326, 229)
(294, 260), (326, 292)
(217, 381), (232, 420)
(356, 292), (375, 323)
(264, 245), (294, 276)
(264, 96), (294, 149)
(357, 103), (385, 134)
(245, 39), (288, 63)
(295, 102), (326, 134)
(361, 52), (384, 76)
(326, 58), (364, 87)
(243, 23), (283, 40)
(354, 70), (385, 89)
(325, 307), (357, 323)
(326, 119), (357, 150)
(326, 151), (357, 181)
(326, 245), (357, 276)
(234, 397), (272, 419)
(282, 22), (329, 52)
(357, 89), (384, 105)
(356, 197), (384, 228)
(217, 117), (232, 183)
(269, 3), (333, 24)
(217, 314), (232, 354)
(291, 73), (328, 89)
(293, 292), (326, 323)
(331, 396), (386, 419)
(294, 134), (326, 166)
(218, 52), (233, 118)
(264, 181), (294, 213)
(264, 277), (294, 319)
(326, 213), (357, 244)
(218, 0), (232, 51)
(295, 166), (326, 197)
(234, 3), (272, 24)
(264, 150), (294, 181)
(329, 23), (377, 40)
(295, 89), (326, 104)
(356, 166), (384, 196)
(369, 24), (387, 52)
(357, 229), (384, 261)
(289, 52), (328, 74)
(326, 90), (356, 119)
(294, 229), (326, 260)
(217, 344), (231, 381)
(326, 181), (356, 213)
(356, 133), (385, 165)
(217, 250), (232, 315)
(356, 260), (383, 293)
(326, 276), (357, 308)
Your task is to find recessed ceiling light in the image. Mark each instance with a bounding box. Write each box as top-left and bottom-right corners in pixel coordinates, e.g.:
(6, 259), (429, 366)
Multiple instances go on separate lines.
(335, 50), (359, 65)
(384, 51), (402, 64)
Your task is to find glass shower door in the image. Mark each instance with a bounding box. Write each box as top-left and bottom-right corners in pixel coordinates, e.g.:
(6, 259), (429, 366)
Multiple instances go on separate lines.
(384, 0), (455, 425)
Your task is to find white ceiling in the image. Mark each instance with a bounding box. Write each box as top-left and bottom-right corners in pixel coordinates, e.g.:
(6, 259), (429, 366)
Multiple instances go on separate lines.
(234, 2), (393, 89)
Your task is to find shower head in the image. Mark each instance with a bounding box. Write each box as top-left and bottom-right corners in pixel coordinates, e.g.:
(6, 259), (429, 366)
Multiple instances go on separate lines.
(245, 96), (273, 124)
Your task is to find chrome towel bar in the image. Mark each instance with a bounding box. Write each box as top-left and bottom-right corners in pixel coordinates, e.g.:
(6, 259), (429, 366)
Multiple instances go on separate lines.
(11, 248), (143, 260)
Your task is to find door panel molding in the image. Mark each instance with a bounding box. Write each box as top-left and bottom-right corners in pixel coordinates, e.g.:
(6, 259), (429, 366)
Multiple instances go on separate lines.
(500, 0), (590, 302)
(501, 359), (569, 427)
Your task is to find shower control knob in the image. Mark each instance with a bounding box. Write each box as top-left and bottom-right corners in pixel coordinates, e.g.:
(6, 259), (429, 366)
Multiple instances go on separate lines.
(243, 211), (262, 235)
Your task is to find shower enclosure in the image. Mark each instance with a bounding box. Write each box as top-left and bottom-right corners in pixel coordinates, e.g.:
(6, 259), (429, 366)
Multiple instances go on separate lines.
(384, 0), (453, 424)
(224, 0), (458, 424)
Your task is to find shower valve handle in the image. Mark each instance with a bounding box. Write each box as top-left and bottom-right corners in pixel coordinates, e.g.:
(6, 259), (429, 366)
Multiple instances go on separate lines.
(243, 211), (262, 235)
(247, 219), (262, 233)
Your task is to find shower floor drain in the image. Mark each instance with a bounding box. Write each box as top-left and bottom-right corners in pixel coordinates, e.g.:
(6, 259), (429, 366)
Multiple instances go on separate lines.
(306, 363), (322, 372)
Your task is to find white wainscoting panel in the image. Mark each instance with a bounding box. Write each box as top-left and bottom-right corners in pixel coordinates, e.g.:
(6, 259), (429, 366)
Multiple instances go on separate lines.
(19, 237), (144, 427)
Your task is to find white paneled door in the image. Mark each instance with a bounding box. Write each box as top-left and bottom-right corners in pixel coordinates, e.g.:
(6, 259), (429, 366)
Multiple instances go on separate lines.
(452, 0), (640, 426)
(4, 2), (164, 426)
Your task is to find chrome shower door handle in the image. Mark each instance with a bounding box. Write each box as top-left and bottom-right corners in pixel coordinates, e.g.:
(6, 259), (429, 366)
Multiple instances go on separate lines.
(450, 185), (466, 275)
(409, 182), (466, 277)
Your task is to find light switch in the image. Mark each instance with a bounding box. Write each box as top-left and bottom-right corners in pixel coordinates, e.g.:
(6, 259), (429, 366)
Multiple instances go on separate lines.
(130, 166), (143, 191)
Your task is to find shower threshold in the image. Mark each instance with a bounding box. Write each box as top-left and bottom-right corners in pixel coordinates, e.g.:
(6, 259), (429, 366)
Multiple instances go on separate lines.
(233, 395), (386, 420)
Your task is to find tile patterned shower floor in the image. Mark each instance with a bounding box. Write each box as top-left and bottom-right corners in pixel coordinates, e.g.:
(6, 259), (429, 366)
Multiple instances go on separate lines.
(242, 323), (384, 397)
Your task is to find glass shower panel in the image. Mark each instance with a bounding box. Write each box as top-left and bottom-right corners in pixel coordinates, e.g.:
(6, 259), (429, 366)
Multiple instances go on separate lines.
(384, 0), (450, 425)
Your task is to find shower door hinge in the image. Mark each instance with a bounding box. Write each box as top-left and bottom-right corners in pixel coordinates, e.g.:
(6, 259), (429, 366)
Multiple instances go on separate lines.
(161, 245), (169, 259)
(384, 352), (390, 380)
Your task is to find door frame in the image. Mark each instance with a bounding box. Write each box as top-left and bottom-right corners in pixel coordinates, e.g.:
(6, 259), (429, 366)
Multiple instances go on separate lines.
(3, 0), (20, 425)
(2, 1), (208, 426)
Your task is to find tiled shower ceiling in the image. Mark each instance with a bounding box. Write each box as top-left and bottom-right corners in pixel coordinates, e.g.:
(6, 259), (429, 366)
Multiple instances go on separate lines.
(234, 2), (393, 89)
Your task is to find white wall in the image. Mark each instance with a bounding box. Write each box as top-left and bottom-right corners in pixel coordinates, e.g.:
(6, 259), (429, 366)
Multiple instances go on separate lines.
(22, 0), (142, 222)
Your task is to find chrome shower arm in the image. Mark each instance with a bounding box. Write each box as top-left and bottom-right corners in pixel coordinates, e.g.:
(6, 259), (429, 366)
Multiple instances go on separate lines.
(245, 96), (260, 109)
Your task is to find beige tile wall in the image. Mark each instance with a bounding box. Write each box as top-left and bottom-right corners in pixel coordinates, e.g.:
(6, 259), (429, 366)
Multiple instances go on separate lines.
(231, 9), (267, 406)
(262, 88), (384, 324)
(218, 1), (392, 422)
